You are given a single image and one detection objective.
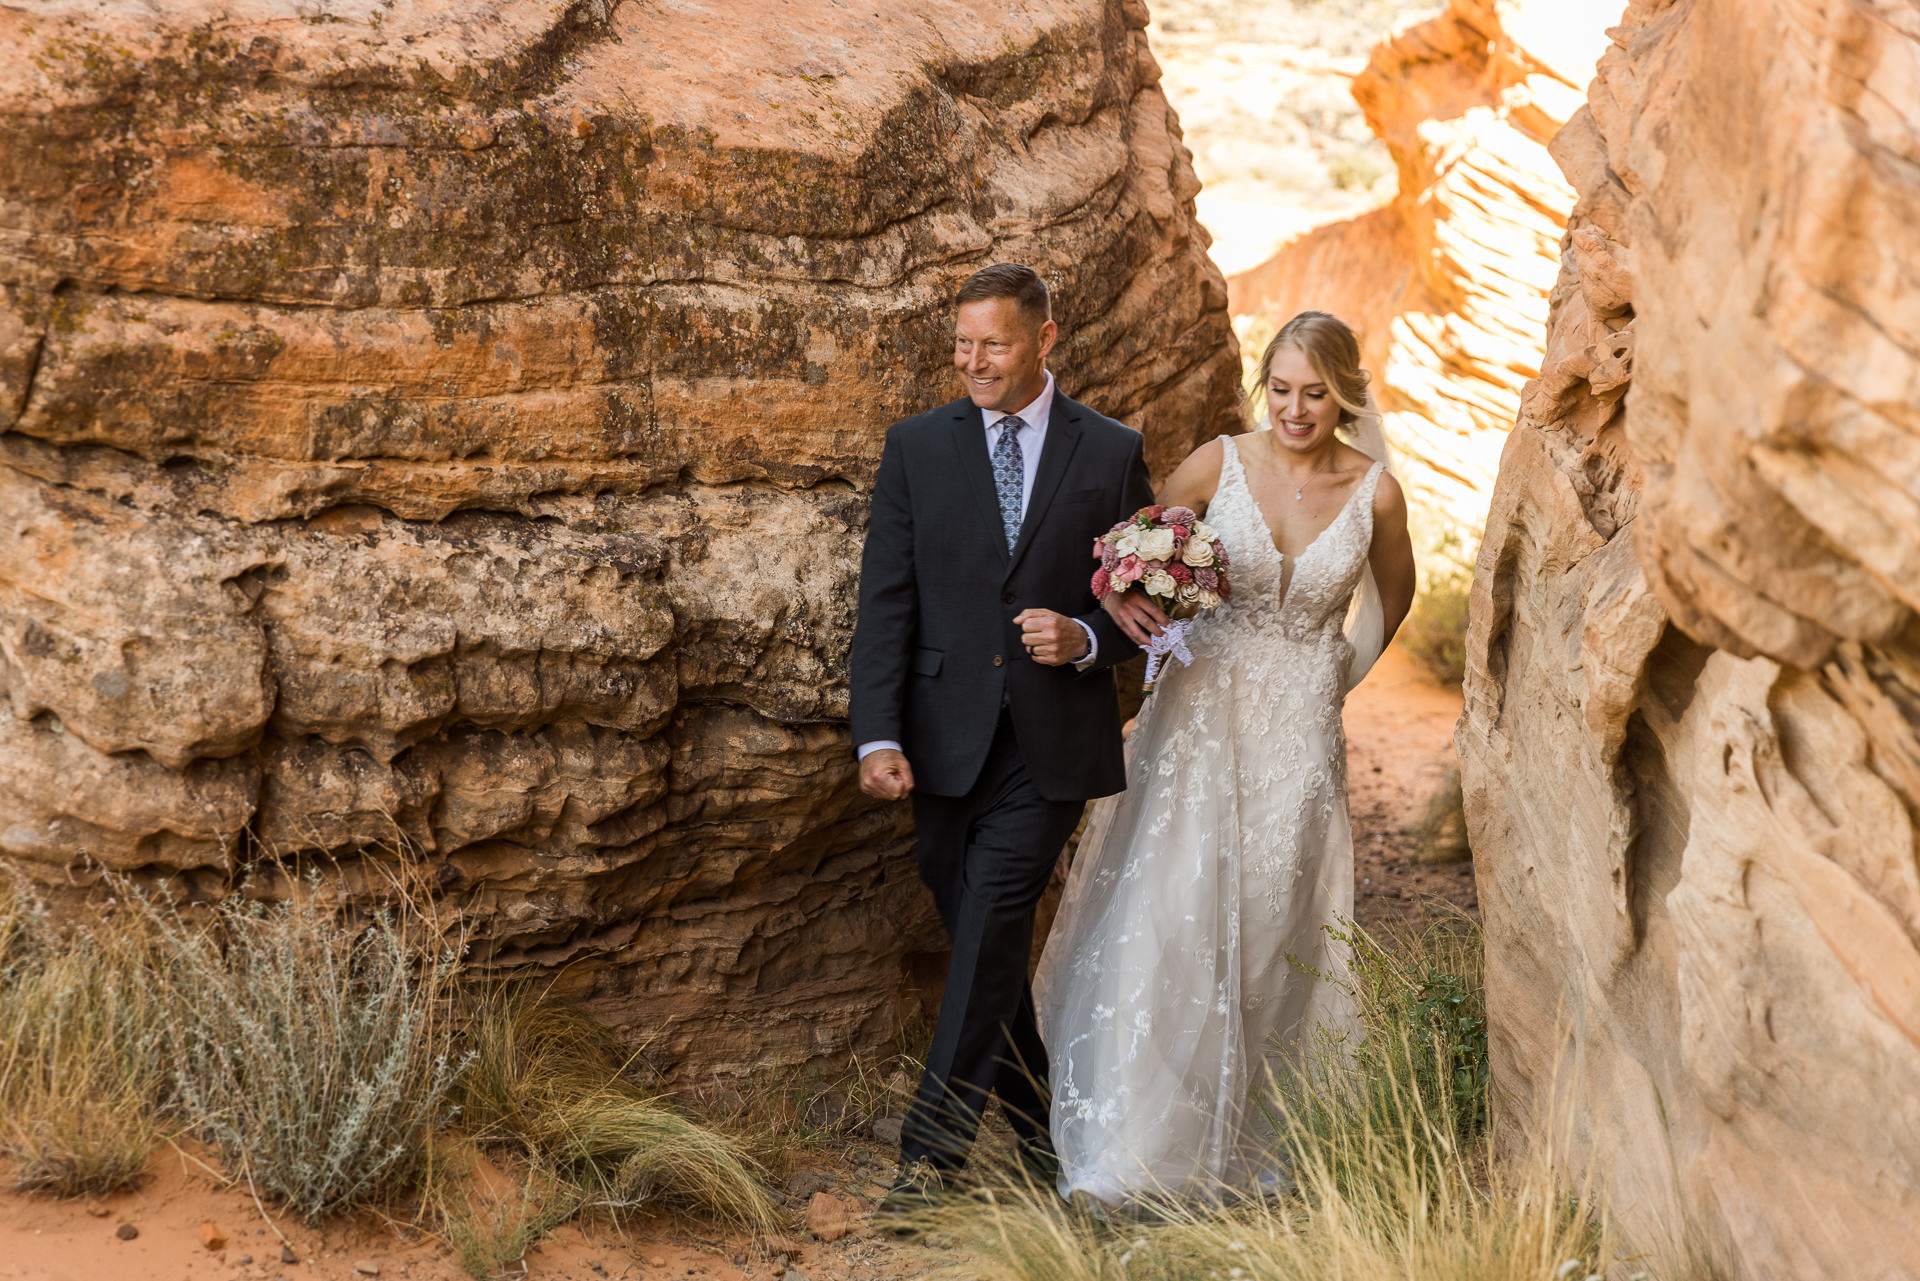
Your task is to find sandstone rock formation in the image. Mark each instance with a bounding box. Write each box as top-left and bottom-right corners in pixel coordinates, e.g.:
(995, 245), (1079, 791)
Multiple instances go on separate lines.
(1457, 1), (1920, 1275)
(1231, 0), (1615, 570)
(0, 0), (1243, 1075)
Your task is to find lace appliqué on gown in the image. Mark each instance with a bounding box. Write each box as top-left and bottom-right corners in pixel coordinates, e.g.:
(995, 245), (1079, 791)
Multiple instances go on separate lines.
(1034, 436), (1383, 1201)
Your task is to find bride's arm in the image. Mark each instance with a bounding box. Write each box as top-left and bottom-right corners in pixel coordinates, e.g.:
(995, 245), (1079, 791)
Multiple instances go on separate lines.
(1369, 471), (1416, 643)
(1103, 436), (1228, 646)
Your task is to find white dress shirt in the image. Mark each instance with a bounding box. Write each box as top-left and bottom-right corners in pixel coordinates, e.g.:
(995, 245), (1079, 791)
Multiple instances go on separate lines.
(858, 371), (1100, 764)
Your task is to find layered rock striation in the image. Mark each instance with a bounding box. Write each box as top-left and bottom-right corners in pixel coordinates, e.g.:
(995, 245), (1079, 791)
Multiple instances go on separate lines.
(0, 0), (1243, 1074)
(1458, 0), (1920, 1275)
(1232, 0), (1615, 569)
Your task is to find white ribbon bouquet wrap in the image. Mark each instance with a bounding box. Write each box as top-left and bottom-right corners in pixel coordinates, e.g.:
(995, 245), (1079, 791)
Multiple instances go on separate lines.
(1090, 504), (1232, 686)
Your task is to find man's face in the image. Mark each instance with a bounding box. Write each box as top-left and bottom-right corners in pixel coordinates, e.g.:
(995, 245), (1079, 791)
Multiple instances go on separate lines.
(953, 297), (1056, 414)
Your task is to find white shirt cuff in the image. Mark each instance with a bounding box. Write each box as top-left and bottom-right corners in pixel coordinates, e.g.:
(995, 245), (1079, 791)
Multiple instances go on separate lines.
(857, 740), (904, 760)
(1073, 619), (1098, 670)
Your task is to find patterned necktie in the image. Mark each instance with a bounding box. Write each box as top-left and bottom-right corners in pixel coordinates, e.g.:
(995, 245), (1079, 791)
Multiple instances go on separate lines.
(991, 415), (1026, 551)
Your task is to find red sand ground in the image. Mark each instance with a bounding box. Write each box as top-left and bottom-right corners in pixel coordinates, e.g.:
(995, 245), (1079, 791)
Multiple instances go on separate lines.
(0, 649), (1465, 1281)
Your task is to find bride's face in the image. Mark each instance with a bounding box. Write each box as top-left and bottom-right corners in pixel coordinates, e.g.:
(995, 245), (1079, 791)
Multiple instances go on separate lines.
(1263, 346), (1342, 453)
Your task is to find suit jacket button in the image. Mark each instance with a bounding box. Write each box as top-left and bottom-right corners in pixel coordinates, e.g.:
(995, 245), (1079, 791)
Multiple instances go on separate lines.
(992, 655), (1003, 667)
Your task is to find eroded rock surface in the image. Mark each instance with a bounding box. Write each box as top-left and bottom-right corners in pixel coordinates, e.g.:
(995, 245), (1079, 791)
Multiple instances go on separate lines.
(0, 0), (1242, 1074)
(1232, 0), (1615, 568)
(1458, 1), (1920, 1274)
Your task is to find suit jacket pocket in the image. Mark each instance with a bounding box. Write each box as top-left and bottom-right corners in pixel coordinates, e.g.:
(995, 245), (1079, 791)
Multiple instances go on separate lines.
(911, 646), (944, 677)
(1058, 487), (1106, 508)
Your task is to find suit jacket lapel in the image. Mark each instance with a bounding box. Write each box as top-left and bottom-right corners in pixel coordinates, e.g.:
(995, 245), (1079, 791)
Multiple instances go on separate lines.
(947, 401), (1010, 565)
(1005, 388), (1083, 578)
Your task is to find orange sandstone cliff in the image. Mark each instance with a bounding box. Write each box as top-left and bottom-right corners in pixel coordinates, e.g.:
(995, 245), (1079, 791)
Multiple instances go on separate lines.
(1459, 1), (1920, 1275)
(0, 0), (1243, 1075)
(1234, 0), (1616, 566)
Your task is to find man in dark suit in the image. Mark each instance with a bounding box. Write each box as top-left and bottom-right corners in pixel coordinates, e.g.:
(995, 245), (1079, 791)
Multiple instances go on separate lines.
(849, 263), (1153, 1209)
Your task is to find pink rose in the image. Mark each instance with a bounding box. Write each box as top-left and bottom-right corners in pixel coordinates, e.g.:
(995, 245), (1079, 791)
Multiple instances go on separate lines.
(1092, 538), (1108, 560)
(1143, 504), (1166, 521)
(1169, 524), (1190, 540)
(1168, 563), (1193, 585)
(1115, 556), (1145, 583)
(1091, 567), (1111, 598)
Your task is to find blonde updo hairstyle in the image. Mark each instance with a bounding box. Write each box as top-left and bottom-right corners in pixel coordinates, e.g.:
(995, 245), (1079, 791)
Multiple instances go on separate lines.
(1252, 310), (1372, 429)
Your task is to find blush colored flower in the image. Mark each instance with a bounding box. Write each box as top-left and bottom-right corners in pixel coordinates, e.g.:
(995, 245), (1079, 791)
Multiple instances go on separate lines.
(1195, 566), (1219, 591)
(1091, 567), (1111, 598)
(1115, 556), (1145, 583)
(1163, 506), (1197, 526)
(1167, 563), (1194, 584)
(1143, 504), (1166, 521)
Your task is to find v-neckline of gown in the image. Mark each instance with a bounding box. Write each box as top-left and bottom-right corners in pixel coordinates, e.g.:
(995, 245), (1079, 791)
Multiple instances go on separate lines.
(1228, 434), (1375, 573)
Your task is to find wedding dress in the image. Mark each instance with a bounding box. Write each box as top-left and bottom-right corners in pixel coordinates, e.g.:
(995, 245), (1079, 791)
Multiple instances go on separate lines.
(1034, 431), (1387, 1201)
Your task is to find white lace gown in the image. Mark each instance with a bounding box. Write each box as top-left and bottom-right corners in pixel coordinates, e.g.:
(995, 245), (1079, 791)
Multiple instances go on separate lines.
(1034, 434), (1382, 1201)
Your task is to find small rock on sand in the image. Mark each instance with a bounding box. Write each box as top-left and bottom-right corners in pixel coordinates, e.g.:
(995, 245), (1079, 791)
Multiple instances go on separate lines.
(199, 1221), (227, 1251)
(807, 1191), (850, 1242)
(115, 1223), (139, 1241)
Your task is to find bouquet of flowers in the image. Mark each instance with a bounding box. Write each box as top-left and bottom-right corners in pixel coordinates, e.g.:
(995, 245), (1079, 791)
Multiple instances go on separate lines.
(1092, 504), (1231, 682)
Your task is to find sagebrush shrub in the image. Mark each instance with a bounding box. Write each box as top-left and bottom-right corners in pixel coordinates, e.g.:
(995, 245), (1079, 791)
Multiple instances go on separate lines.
(147, 887), (466, 1221)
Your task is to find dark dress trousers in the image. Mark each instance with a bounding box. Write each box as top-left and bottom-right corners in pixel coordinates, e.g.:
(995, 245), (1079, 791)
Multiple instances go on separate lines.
(848, 387), (1154, 1171)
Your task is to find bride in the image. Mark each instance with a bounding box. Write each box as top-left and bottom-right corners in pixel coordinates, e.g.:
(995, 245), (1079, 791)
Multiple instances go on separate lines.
(1033, 310), (1416, 1201)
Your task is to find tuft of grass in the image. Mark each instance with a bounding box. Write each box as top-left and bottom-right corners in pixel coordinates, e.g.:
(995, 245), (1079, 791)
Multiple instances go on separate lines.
(434, 1146), (581, 1281)
(1409, 763), (1472, 864)
(0, 880), (168, 1195)
(1399, 567), (1471, 685)
(453, 985), (777, 1235)
(699, 1025), (926, 1180)
(141, 879), (468, 1222)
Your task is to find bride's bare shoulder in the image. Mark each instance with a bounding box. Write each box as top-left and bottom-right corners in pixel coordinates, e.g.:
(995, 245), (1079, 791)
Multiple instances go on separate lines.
(1371, 466), (1406, 519)
(1160, 433), (1234, 512)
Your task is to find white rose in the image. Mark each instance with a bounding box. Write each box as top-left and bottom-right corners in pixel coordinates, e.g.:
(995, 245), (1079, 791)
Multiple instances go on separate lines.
(1136, 527), (1176, 561)
(1177, 582), (1201, 603)
(1181, 538), (1214, 567)
(1114, 530), (1141, 556)
(1197, 589), (1221, 610)
(1144, 570), (1177, 597)
(1191, 520), (1217, 543)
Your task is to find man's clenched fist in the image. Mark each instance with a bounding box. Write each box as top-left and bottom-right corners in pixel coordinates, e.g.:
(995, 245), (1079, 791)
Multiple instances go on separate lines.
(859, 748), (915, 800)
(1014, 608), (1090, 666)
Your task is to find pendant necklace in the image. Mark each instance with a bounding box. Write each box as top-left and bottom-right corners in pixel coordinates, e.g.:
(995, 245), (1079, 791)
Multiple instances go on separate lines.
(1290, 454), (1334, 501)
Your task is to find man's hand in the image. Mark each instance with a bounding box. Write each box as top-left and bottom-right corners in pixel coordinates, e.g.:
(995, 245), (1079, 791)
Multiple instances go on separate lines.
(859, 748), (915, 801)
(1014, 609), (1091, 666)
(1102, 590), (1169, 647)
